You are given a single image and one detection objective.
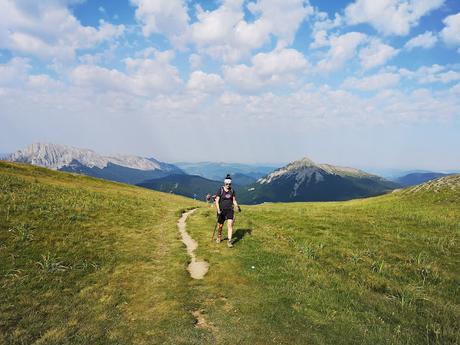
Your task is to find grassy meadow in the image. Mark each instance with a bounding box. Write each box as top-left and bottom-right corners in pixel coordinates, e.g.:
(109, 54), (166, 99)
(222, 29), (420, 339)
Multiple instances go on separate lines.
(1, 161), (459, 344)
(0, 162), (203, 344)
(186, 177), (460, 345)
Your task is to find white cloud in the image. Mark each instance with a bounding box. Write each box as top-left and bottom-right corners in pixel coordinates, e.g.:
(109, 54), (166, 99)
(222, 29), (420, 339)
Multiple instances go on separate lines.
(318, 32), (367, 72)
(309, 10), (342, 49)
(342, 72), (400, 91)
(70, 50), (183, 96)
(191, 0), (244, 46)
(130, 0), (189, 46)
(189, 54), (203, 70)
(0, 57), (31, 87)
(400, 64), (460, 84)
(440, 13), (460, 48)
(345, 0), (445, 36)
(451, 83), (460, 94)
(70, 64), (130, 92)
(190, 0), (312, 63)
(312, 11), (343, 33)
(310, 30), (329, 49)
(224, 48), (309, 91)
(404, 31), (438, 50)
(0, 0), (125, 61)
(0, 57), (63, 91)
(359, 39), (398, 70)
(27, 74), (63, 91)
(247, 0), (314, 48)
(187, 71), (224, 94)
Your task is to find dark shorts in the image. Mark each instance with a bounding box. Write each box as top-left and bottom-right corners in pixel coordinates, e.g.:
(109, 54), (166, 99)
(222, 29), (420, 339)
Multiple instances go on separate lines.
(218, 208), (234, 224)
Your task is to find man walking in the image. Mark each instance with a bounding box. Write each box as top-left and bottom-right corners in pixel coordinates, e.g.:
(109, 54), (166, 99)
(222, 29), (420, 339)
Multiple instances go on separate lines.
(215, 174), (241, 247)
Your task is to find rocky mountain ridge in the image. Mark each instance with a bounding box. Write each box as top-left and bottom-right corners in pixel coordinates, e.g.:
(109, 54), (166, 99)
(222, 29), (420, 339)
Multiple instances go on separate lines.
(7, 143), (183, 185)
(8, 143), (169, 171)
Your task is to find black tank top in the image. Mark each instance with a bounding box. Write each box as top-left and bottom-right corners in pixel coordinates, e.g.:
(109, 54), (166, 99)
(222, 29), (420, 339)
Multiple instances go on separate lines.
(217, 187), (235, 210)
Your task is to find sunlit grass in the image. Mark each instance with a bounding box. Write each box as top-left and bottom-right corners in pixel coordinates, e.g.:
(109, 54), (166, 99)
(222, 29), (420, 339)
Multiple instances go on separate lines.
(186, 180), (460, 344)
(0, 162), (204, 345)
(1, 161), (459, 344)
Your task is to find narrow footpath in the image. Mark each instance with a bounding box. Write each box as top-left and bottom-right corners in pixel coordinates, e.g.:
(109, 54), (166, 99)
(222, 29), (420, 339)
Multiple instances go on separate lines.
(177, 209), (209, 279)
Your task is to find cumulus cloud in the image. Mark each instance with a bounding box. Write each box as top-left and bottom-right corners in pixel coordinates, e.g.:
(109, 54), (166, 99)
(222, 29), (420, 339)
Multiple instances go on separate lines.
(130, 0), (189, 46)
(187, 71), (224, 94)
(0, 0), (124, 61)
(310, 30), (329, 49)
(212, 84), (459, 126)
(440, 13), (460, 48)
(224, 48), (309, 92)
(247, 0), (314, 48)
(404, 31), (438, 50)
(309, 10), (343, 49)
(0, 57), (31, 87)
(318, 32), (367, 72)
(342, 72), (400, 91)
(189, 54), (203, 70)
(190, 0), (312, 63)
(70, 50), (183, 96)
(400, 64), (460, 84)
(345, 0), (445, 36)
(359, 39), (398, 70)
(0, 57), (63, 93)
(191, 0), (244, 46)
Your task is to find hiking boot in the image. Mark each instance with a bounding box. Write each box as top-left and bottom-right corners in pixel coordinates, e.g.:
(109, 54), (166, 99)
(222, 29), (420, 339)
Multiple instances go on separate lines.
(227, 239), (233, 248)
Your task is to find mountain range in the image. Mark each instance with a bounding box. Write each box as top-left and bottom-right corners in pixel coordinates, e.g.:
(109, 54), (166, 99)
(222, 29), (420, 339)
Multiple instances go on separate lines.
(140, 157), (399, 204)
(174, 161), (280, 181)
(5, 143), (183, 185)
(6, 143), (400, 203)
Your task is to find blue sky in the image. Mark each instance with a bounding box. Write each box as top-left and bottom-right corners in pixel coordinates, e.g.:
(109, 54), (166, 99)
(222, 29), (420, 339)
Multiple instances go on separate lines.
(0, 0), (459, 170)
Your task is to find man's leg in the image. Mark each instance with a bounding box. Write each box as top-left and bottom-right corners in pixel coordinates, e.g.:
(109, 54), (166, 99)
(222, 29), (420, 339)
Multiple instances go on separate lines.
(227, 219), (234, 247)
(216, 223), (223, 243)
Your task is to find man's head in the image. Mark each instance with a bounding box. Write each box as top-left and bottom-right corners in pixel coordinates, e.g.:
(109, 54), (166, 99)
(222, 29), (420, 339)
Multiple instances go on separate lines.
(224, 174), (232, 188)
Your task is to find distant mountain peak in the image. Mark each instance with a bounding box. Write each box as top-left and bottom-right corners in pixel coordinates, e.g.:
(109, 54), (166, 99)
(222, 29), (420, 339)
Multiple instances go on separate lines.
(251, 156), (397, 202)
(287, 157), (316, 168)
(258, 157), (379, 185)
(8, 143), (162, 171)
(257, 157), (316, 184)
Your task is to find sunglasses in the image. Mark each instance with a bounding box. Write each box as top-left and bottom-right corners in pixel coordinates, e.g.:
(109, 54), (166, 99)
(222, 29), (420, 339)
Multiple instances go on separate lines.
(225, 183), (232, 186)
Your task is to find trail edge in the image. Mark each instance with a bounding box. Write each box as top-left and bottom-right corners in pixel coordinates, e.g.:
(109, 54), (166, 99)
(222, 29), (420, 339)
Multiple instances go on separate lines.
(177, 209), (209, 279)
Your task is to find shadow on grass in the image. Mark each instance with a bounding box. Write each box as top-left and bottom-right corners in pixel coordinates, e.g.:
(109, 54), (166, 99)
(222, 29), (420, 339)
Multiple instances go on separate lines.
(232, 228), (252, 245)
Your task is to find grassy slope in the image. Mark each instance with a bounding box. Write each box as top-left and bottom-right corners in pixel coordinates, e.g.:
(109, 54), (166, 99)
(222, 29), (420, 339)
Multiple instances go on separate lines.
(0, 162), (207, 345)
(1, 162), (459, 344)
(186, 177), (460, 344)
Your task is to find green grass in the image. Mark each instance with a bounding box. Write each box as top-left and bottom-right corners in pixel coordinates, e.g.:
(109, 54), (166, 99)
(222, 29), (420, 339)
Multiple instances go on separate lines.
(0, 162), (206, 345)
(1, 162), (459, 344)
(186, 180), (460, 344)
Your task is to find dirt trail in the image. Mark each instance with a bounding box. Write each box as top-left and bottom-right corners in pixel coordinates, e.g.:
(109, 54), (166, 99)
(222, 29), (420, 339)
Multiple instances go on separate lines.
(177, 209), (209, 279)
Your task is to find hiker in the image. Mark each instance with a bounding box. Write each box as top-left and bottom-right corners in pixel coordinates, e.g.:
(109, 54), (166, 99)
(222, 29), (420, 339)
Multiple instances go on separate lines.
(215, 174), (241, 247)
(206, 193), (211, 203)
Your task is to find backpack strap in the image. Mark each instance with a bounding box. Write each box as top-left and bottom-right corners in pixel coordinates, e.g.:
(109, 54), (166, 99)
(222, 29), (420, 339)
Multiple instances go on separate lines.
(217, 186), (223, 207)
